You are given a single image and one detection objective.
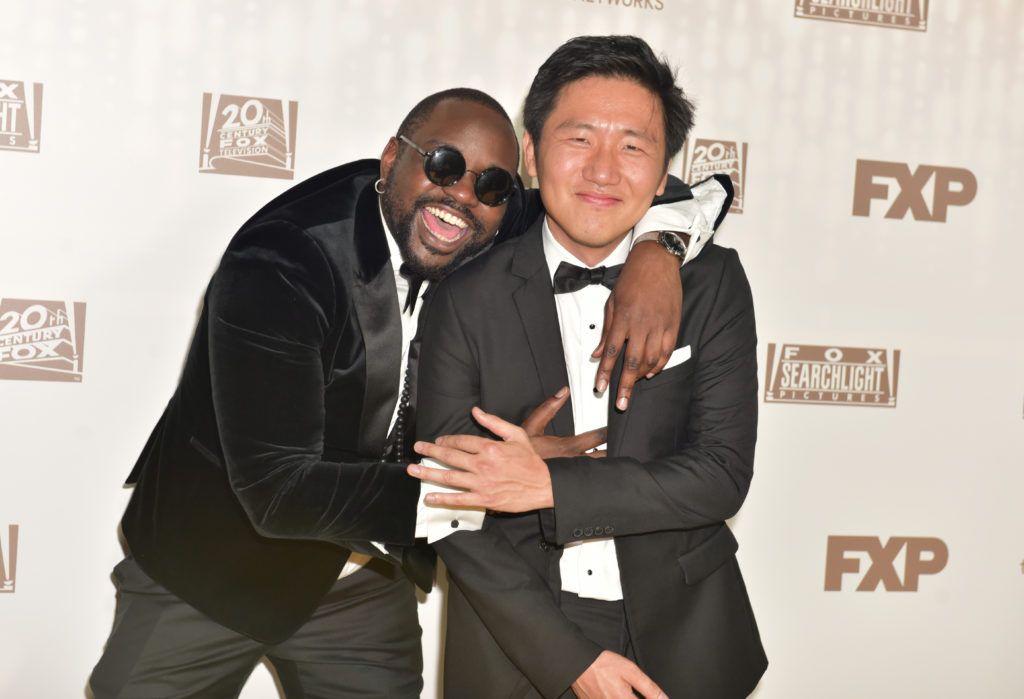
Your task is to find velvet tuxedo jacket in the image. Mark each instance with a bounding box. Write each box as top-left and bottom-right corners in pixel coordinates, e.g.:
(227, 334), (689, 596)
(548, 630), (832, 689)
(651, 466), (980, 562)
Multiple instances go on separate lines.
(119, 159), (695, 645)
(122, 160), (437, 644)
(418, 206), (768, 697)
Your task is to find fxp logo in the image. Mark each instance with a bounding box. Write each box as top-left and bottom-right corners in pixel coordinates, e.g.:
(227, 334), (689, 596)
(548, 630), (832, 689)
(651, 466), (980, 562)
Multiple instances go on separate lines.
(853, 159), (976, 222)
(824, 535), (948, 592)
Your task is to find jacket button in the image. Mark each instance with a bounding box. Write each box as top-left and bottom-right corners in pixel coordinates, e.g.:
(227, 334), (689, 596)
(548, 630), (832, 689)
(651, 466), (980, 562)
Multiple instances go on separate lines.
(594, 526), (604, 536)
(584, 527), (594, 536)
(572, 528), (583, 537)
(605, 525), (614, 534)
(451, 519), (460, 528)
(538, 541), (550, 552)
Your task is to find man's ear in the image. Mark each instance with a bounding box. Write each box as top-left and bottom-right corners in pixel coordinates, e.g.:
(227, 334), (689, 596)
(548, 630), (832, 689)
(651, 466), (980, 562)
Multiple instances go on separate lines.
(379, 136), (399, 183)
(522, 131), (539, 179)
(655, 168), (669, 196)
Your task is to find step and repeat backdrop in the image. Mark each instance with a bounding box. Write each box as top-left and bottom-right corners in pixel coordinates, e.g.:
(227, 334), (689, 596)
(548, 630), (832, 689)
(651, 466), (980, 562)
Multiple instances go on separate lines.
(1, 1), (1021, 697)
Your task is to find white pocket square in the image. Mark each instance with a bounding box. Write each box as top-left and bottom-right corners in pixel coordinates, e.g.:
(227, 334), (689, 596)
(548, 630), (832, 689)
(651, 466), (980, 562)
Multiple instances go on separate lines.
(664, 345), (692, 370)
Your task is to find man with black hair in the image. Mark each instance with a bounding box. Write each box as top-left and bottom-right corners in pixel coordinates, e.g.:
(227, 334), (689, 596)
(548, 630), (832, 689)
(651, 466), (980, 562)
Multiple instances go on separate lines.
(413, 36), (767, 698)
(88, 84), (709, 698)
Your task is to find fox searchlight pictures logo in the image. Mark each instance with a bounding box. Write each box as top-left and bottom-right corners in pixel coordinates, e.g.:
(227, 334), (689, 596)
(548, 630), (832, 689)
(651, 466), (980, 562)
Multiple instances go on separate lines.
(764, 343), (900, 407)
(794, 0), (929, 32)
(199, 93), (298, 179)
(0, 299), (87, 382)
(0, 79), (43, 153)
(1, 524), (17, 593)
(682, 138), (748, 214)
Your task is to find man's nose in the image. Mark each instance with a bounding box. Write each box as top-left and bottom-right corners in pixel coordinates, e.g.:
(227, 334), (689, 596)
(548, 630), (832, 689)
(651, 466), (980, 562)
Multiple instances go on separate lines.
(442, 172), (479, 207)
(582, 143), (620, 186)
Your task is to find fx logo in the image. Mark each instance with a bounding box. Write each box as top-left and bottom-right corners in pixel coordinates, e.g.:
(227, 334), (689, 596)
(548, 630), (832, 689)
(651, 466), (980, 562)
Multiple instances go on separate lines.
(824, 535), (948, 592)
(852, 159), (976, 222)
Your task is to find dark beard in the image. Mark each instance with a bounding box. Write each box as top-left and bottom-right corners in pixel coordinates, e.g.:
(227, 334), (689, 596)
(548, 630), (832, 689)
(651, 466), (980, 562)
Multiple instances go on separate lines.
(379, 173), (493, 282)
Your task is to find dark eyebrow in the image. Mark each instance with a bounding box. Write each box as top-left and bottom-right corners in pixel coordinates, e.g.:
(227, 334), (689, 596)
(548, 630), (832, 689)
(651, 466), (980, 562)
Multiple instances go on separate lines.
(553, 120), (659, 144)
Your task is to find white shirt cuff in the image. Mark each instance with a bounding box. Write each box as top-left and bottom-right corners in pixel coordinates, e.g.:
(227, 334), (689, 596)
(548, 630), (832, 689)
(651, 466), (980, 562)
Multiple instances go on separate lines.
(413, 457), (485, 544)
(631, 177), (730, 266)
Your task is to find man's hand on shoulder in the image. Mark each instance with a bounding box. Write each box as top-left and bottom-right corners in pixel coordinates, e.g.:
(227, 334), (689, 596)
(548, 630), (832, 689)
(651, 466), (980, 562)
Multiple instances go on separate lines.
(572, 650), (668, 699)
(594, 241), (682, 412)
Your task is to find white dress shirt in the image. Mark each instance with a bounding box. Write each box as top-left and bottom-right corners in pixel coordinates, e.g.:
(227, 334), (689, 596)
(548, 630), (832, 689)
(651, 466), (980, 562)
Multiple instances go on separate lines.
(543, 220), (630, 602)
(338, 205), (486, 578)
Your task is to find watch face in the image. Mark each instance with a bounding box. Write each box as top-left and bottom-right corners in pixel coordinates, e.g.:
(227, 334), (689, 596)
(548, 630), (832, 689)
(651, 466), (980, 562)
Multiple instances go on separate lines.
(659, 231), (688, 257)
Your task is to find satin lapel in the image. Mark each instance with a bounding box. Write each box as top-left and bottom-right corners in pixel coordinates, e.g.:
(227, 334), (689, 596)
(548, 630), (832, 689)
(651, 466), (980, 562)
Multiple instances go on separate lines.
(402, 283), (435, 457)
(511, 222), (574, 439)
(349, 182), (402, 457)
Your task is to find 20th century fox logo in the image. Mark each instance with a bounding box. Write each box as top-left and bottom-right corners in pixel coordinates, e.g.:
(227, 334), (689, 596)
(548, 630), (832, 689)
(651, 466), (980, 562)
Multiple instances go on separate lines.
(1, 525), (17, 593)
(764, 343), (900, 407)
(0, 79), (43, 153)
(682, 138), (747, 214)
(0, 299), (86, 382)
(199, 93), (298, 179)
(794, 0), (929, 32)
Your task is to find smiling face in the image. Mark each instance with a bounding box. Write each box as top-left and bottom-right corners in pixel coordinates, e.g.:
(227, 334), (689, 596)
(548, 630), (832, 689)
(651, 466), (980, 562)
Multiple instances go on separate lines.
(524, 75), (669, 266)
(379, 99), (518, 280)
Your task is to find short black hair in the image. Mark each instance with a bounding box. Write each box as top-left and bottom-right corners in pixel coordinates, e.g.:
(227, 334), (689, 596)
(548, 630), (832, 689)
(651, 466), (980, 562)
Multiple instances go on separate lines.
(396, 87), (518, 163)
(523, 35), (695, 166)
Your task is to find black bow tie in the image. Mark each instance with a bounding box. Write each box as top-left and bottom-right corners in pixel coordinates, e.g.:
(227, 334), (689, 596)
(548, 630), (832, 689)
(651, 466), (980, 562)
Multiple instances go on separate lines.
(399, 263), (424, 313)
(552, 261), (623, 295)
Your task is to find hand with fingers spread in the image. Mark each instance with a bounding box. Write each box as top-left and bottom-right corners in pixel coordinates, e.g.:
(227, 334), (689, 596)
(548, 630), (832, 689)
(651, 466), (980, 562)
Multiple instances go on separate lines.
(572, 651), (668, 699)
(593, 240), (683, 412)
(522, 386), (608, 459)
(409, 406), (554, 513)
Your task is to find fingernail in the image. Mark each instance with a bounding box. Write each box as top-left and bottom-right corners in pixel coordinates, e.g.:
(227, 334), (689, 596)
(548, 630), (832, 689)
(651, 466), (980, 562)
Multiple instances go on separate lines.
(425, 494), (437, 504)
(556, 386), (569, 397)
(408, 465), (420, 475)
(413, 441), (425, 452)
(596, 378), (608, 393)
(645, 372), (654, 379)
(616, 396), (627, 410)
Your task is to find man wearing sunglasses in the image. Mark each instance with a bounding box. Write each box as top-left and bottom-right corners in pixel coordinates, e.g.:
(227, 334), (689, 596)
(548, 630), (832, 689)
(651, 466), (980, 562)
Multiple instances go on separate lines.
(88, 85), (713, 697)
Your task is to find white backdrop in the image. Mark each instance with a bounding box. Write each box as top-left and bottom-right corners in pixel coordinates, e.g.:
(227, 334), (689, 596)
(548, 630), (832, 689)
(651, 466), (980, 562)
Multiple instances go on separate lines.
(1, 1), (1022, 697)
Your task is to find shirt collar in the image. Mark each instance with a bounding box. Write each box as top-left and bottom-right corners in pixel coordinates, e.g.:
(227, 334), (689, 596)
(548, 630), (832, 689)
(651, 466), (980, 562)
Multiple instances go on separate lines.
(541, 216), (633, 283)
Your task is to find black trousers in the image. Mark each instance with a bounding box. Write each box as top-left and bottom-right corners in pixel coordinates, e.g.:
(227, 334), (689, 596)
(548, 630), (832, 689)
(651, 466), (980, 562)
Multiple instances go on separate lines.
(508, 591), (634, 699)
(88, 557), (422, 699)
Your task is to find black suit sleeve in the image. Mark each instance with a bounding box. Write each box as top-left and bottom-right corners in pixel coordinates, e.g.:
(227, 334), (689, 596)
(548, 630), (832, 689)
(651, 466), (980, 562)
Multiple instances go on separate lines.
(544, 248), (758, 543)
(418, 281), (601, 699)
(207, 221), (418, 546)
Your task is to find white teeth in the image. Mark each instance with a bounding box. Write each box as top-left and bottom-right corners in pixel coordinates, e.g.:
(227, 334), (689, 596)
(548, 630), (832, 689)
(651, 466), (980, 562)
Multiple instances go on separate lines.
(425, 206), (468, 229)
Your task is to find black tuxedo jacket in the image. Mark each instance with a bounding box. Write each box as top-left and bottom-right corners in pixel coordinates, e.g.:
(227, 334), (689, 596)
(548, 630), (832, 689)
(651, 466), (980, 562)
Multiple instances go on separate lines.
(418, 203), (768, 697)
(122, 160), (437, 644)
(119, 159), (695, 645)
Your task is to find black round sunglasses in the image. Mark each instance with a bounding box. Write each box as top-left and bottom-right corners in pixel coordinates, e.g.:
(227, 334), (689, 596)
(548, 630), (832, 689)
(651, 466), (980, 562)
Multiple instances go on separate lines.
(399, 134), (516, 207)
